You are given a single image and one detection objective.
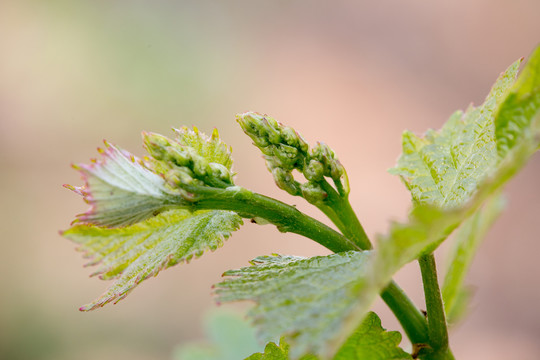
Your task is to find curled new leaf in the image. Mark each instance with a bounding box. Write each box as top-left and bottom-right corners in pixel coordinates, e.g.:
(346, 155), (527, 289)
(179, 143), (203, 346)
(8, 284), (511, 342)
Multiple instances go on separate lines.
(65, 142), (182, 227)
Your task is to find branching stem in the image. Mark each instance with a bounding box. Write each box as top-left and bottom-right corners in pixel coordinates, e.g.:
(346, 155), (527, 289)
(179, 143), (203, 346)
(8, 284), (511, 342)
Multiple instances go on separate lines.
(318, 179), (371, 250)
(316, 187), (430, 348)
(183, 185), (430, 350)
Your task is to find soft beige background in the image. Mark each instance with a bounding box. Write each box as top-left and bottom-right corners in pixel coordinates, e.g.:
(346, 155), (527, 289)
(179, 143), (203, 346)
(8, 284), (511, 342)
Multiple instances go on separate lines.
(1, 1), (539, 359)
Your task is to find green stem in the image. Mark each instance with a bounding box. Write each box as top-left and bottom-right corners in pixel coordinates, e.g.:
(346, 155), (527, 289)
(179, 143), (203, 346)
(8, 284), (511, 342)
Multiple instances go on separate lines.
(316, 184), (429, 347)
(183, 185), (429, 349)
(382, 281), (429, 346)
(419, 254), (450, 360)
(318, 180), (371, 250)
(191, 186), (361, 253)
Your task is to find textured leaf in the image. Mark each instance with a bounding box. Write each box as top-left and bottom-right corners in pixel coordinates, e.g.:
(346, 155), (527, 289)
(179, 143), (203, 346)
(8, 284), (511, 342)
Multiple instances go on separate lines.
(496, 46), (540, 157)
(174, 309), (262, 360)
(63, 209), (242, 310)
(216, 251), (381, 359)
(376, 124), (539, 279)
(333, 312), (411, 360)
(390, 59), (521, 208)
(245, 340), (292, 360)
(65, 142), (180, 227)
(442, 194), (505, 324)
(387, 47), (540, 256)
(244, 313), (410, 360)
(245, 339), (319, 360)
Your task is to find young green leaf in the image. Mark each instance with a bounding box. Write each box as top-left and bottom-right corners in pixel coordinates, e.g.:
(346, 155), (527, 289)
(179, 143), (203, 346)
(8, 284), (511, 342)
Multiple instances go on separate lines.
(245, 313), (410, 360)
(245, 339), (318, 360)
(216, 251), (382, 359)
(386, 47), (540, 257)
(333, 312), (411, 360)
(63, 209), (241, 311)
(216, 250), (415, 360)
(495, 46), (540, 157)
(245, 339), (291, 360)
(174, 309), (262, 360)
(376, 123), (539, 281)
(442, 194), (505, 324)
(389, 59), (522, 208)
(65, 142), (182, 227)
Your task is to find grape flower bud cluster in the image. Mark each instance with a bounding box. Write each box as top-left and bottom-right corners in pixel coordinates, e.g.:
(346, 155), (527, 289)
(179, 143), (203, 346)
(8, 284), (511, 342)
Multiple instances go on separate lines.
(143, 130), (234, 197)
(237, 111), (349, 205)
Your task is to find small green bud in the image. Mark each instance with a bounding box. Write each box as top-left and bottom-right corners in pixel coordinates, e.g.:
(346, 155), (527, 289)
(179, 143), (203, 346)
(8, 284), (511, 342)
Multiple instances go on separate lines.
(329, 159), (345, 181)
(144, 130), (235, 190)
(237, 113), (271, 148)
(143, 132), (172, 161)
(300, 182), (327, 205)
(192, 155), (210, 177)
(272, 144), (301, 169)
(310, 142), (334, 163)
(237, 111), (350, 198)
(209, 163), (233, 184)
(304, 160), (325, 182)
(272, 168), (300, 196)
(261, 118), (282, 145)
(165, 146), (192, 167)
(281, 126), (309, 153)
(165, 168), (196, 188)
(311, 143), (344, 181)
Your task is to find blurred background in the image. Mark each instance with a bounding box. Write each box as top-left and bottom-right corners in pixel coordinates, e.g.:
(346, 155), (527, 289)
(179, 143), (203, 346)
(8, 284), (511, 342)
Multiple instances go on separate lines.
(1, 1), (539, 359)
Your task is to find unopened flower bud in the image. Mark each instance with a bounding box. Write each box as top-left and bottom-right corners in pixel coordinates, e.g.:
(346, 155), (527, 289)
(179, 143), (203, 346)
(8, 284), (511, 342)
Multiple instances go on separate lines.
(166, 146), (192, 167)
(261, 118), (282, 145)
(272, 168), (300, 196)
(192, 155), (210, 177)
(304, 160), (325, 182)
(143, 129), (235, 191)
(300, 182), (327, 205)
(209, 163), (233, 184)
(165, 168), (196, 188)
(329, 160), (345, 181)
(281, 126), (309, 153)
(143, 132), (172, 161)
(272, 144), (301, 169)
(311, 143), (344, 180)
